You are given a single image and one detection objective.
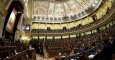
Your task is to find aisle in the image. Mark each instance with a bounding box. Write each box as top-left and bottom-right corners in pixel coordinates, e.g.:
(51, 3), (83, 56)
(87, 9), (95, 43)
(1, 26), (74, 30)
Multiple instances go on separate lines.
(36, 54), (55, 60)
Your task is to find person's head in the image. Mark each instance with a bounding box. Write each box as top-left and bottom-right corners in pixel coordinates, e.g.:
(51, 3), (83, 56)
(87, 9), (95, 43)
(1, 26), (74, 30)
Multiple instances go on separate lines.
(104, 39), (109, 44)
(0, 38), (2, 41)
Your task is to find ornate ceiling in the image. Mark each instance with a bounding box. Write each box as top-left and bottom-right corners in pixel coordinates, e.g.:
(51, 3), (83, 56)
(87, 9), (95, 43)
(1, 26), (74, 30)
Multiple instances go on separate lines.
(33, 0), (69, 2)
(32, 0), (102, 23)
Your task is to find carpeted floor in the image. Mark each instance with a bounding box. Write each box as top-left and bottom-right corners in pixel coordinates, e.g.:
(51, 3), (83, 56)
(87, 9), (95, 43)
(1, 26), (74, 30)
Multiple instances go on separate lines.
(36, 54), (55, 60)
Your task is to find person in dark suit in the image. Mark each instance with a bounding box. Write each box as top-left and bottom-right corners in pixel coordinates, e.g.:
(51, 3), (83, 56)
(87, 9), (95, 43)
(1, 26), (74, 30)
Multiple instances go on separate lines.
(77, 52), (89, 60)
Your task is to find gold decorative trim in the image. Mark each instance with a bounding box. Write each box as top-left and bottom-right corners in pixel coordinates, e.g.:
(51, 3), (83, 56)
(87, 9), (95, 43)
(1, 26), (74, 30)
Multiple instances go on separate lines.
(0, 2), (7, 16)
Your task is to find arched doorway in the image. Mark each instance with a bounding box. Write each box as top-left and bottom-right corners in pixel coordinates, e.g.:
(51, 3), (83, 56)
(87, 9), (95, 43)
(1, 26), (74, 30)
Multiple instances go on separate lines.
(2, 0), (24, 42)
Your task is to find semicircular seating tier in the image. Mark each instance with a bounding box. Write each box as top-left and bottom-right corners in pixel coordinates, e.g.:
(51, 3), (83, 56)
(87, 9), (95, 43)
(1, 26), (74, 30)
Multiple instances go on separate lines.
(31, 0), (115, 35)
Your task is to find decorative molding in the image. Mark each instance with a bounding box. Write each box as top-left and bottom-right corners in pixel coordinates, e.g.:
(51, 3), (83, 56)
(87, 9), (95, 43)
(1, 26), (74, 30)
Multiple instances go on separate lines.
(0, 2), (7, 16)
